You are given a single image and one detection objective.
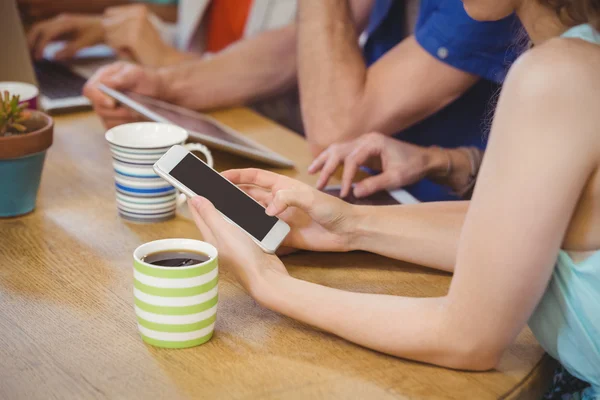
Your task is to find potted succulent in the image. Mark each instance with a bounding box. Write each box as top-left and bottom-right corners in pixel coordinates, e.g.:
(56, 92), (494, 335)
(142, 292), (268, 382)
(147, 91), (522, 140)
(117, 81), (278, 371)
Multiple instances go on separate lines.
(0, 91), (53, 217)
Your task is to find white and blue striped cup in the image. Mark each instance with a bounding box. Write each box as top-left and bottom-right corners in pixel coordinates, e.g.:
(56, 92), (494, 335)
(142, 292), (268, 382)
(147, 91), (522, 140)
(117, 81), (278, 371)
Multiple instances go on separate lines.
(105, 122), (213, 223)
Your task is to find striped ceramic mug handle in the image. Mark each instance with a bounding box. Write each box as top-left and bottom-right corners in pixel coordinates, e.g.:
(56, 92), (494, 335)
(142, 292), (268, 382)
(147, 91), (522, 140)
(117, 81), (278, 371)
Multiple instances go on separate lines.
(175, 143), (215, 208)
(183, 143), (214, 168)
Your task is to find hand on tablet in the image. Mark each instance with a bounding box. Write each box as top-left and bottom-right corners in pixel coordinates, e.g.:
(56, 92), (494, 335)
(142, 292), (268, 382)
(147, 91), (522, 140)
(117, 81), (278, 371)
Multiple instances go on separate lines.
(308, 133), (443, 198)
(103, 5), (182, 67)
(27, 14), (104, 60)
(83, 61), (162, 128)
(222, 168), (358, 253)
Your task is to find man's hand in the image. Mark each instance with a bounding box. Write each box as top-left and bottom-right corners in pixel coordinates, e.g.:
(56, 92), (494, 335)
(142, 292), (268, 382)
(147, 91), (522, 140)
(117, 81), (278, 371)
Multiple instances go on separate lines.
(83, 62), (163, 128)
(309, 132), (475, 198)
(103, 4), (186, 67)
(18, 0), (128, 23)
(297, 0), (478, 153)
(27, 14), (104, 60)
(309, 133), (446, 197)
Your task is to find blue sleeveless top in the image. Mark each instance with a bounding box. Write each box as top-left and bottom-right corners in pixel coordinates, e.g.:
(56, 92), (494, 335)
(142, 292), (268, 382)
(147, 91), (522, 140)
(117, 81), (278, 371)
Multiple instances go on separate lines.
(528, 25), (600, 400)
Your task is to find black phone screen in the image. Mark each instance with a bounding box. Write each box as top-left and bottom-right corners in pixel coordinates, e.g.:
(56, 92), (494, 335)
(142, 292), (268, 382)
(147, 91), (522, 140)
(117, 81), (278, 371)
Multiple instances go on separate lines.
(170, 154), (278, 240)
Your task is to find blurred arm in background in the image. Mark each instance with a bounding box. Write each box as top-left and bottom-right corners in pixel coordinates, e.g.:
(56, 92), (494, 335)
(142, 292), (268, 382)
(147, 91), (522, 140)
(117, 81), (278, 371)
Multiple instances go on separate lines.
(18, 0), (177, 23)
(297, 0), (479, 156)
(83, 0), (374, 128)
(26, 3), (183, 66)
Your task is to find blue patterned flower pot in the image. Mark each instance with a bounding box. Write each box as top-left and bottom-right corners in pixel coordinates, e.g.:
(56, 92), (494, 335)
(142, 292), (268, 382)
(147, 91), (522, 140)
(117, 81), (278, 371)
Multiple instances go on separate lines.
(0, 111), (53, 217)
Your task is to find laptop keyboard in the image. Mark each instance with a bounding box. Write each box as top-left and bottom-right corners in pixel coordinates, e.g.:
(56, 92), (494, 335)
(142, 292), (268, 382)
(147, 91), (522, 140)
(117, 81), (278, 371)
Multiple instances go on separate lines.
(34, 60), (87, 100)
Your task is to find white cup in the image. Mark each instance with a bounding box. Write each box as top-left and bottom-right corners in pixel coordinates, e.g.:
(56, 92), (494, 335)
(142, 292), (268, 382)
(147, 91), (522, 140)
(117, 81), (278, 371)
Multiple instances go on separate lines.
(105, 122), (213, 223)
(0, 82), (40, 110)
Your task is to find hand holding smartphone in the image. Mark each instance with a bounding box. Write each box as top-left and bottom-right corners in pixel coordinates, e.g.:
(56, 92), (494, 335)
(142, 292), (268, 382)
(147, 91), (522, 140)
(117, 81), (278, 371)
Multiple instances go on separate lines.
(153, 146), (290, 254)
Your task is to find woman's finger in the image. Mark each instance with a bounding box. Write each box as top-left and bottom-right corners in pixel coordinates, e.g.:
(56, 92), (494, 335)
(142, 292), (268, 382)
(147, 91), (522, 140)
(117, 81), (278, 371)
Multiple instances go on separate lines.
(238, 185), (273, 206)
(266, 188), (315, 217)
(187, 199), (216, 245)
(221, 168), (281, 190)
(189, 197), (239, 243)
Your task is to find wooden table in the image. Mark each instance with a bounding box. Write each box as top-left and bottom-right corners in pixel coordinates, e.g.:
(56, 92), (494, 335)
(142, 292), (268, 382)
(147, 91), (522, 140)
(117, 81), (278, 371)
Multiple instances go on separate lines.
(0, 109), (555, 399)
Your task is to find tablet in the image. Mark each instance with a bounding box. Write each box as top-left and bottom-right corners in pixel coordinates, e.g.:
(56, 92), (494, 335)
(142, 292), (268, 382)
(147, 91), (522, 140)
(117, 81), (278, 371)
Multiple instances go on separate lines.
(323, 185), (420, 205)
(99, 84), (295, 168)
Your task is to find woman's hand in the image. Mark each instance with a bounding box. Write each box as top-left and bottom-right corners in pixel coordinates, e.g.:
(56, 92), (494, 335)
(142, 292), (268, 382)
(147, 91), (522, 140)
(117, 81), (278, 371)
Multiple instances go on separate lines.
(222, 169), (359, 253)
(103, 5), (185, 67)
(188, 197), (288, 298)
(27, 14), (104, 60)
(309, 132), (458, 198)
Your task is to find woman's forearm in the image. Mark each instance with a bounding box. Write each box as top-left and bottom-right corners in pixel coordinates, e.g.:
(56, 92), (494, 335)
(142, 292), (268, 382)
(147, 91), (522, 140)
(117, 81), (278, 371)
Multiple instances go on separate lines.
(350, 201), (469, 272)
(256, 270), (494, 371)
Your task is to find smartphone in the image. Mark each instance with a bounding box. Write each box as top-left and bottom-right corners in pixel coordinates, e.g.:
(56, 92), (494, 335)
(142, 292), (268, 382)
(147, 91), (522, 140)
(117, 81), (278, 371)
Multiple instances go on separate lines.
(154, 145), (290, 254)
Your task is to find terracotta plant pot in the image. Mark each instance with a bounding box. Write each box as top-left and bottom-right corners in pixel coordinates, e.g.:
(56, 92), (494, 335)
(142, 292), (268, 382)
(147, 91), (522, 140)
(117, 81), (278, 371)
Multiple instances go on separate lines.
(0, 110), (53, 217)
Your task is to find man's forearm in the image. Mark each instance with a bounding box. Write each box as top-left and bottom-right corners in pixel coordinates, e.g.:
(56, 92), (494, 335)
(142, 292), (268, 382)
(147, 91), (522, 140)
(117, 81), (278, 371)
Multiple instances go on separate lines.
(157, 26), (297, 110)
(145, 4), (178, 23)
(297, 0), (367, 152)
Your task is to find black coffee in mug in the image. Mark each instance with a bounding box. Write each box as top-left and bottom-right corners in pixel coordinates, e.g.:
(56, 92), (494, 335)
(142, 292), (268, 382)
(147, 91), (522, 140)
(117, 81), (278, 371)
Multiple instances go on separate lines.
(142, 250), (210, 267)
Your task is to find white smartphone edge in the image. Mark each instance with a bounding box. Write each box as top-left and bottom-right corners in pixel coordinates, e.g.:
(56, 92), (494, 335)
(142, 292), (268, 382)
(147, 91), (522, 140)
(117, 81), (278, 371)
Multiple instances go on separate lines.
(153, 145), (290, 254)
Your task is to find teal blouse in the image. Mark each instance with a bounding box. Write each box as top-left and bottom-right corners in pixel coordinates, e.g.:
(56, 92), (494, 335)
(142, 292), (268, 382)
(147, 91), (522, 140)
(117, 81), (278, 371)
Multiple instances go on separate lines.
(527, 25), (600, 400)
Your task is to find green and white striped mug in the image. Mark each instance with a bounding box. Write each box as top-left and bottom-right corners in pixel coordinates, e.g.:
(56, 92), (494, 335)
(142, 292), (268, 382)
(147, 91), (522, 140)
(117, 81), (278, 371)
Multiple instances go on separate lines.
(133, 239), (218, 349)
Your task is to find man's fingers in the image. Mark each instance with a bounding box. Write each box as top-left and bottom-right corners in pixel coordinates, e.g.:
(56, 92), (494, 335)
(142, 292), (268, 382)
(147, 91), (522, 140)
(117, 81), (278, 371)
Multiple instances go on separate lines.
(33, 19), (74, 59)
(307, 149), (330, 174)
(316, 154), (341, 190)
(83, 62), (134, 108)
(354, 172), (398, 198)
(107, 63), (140, 88)
(340, 144), (381, 197)
(27, 21), (44, 50)
(55, 33), (92, 60)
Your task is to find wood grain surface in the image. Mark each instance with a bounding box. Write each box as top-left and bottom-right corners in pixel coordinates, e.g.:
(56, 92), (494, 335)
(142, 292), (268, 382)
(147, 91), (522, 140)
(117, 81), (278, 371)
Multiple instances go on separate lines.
(0, 109), (554, 399)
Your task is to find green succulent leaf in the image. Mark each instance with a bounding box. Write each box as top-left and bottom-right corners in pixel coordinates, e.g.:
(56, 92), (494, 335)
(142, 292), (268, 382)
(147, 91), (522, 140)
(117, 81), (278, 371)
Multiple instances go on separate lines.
(0, 91), (31, 136)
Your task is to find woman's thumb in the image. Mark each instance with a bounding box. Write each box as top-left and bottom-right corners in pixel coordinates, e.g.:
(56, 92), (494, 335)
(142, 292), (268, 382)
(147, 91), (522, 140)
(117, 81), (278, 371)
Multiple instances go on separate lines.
(190, 197), (223, 228)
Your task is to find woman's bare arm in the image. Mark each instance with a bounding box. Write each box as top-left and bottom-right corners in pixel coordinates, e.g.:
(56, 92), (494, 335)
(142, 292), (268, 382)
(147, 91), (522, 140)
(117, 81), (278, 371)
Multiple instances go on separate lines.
(253, 41), (600, 369)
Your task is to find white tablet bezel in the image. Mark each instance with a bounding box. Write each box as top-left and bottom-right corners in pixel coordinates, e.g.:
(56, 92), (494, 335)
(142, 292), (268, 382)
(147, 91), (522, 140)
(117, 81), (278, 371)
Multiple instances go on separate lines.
(99, 84), (295, 169)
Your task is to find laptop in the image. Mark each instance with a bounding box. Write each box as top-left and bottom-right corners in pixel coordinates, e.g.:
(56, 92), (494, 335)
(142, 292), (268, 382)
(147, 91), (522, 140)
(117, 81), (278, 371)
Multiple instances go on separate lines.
(0, 0), (109, 113)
